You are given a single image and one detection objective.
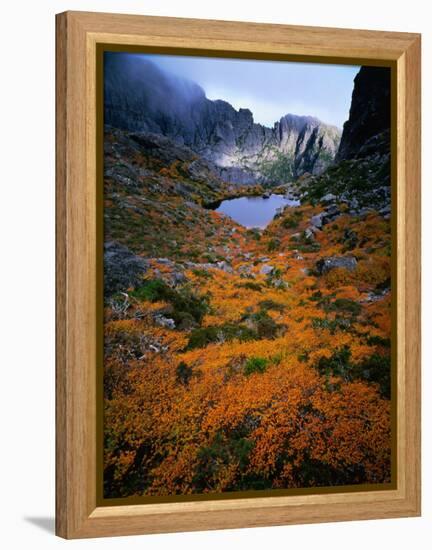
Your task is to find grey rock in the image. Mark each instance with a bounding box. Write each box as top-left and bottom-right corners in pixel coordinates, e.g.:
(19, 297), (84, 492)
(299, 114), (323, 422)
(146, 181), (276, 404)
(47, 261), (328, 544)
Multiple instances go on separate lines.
(272, 278), (288, 289)
(148, 344), (161, 353)
(379, 204), (391, 216)
(154, 258), (174, 266)
(350, 198), (360, 209)
(216, 260), (233, 273)
(154, 315), (176, 330)
(324, 204), (340, 217)
(360, 288), (389, 304)
(358, 207), (374, 217)
(304, 228), (316, 241)
(104, 241), (149, 297)
(238, 264), (252, 275)
(290, 232), (302, 242)
(308, 225), (320, 234)
(260, 264), (274, 275)
(169, 271), (187, 287)
(316, 256), (358, 275)
(321, 193), (337, 204)
(310, 213), (324, 229)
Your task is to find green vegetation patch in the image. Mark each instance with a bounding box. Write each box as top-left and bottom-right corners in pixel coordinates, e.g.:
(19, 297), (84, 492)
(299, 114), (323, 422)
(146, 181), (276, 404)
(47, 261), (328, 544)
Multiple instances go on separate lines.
(258, 299), (286, 313)
(244, 356), (269, 376)
(192, 432), (254, 492)
(241, 309), (283, 339)
(131, 279), (209, 326)
(238, 281), (263, 291)
(314, 345), (391, 398)
(267, 238), (281, 252)
(281, 211), (302, 229)
(185, 323), (257, 350)
(319, 297), (362, 316)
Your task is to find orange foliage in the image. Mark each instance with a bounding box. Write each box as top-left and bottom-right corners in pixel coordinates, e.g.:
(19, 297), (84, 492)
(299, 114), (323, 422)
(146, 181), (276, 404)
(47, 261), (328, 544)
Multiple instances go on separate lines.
(103, 190), (392, 497)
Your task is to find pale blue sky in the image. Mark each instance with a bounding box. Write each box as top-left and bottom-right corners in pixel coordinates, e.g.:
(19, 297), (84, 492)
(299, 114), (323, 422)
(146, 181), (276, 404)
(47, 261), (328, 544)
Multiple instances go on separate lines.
(142, 54), (360, 129)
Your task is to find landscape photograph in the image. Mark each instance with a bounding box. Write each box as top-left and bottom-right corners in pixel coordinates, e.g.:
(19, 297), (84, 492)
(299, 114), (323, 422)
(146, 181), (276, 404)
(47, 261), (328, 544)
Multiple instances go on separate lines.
(102, 51), (392, 500)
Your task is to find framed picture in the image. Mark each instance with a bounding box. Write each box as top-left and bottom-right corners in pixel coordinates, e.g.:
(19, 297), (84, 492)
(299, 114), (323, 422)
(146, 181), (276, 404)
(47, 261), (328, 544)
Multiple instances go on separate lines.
(56, 11), (421, 539)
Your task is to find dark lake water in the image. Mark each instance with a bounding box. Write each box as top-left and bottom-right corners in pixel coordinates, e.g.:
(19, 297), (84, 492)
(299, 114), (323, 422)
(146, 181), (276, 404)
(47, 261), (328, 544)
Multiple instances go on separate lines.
(215, 194), (300, 229)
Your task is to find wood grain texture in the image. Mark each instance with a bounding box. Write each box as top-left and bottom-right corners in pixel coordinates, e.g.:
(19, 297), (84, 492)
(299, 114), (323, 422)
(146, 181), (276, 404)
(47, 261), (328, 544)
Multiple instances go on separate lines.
(55, 12), (68, 539)
(55, 10), (421, 539)
(403, 36), (421, 513)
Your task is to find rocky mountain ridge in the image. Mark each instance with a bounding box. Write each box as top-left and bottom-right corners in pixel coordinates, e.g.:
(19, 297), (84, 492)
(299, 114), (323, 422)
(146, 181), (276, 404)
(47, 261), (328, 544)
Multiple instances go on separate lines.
(336, 66), (391, 162)
(104, 52), (341, 185)
(278, 65), (391, 249)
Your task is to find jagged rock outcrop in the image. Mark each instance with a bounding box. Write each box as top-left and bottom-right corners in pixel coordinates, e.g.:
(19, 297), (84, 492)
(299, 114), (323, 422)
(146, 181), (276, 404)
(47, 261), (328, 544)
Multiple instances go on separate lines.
(104, 241), (149, 296)
(295, 65), (392, 216)
(336, 66), (390, 161)
(104, 52), (341, 184)
(316, 256), (358, 275)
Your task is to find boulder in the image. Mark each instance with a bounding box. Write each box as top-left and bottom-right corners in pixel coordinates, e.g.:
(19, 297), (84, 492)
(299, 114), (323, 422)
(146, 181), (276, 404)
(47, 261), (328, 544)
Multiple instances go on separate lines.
(304, 228), (316, 241)
(379, 204), (391, 216)
(358, 207), (374, 217)
(168, 270), (187, 287)
(324, 204), (340, 217)
(308, 225), (320, 234)
(260, 264), (274, 276)
(310, 213), (324, 229)
(154, 315), (176, 330)
(272, 278), (288, 289)
(104, 241), (149, 296)
(290, 232), (302, 242)
(320, 193), (337, 204)
(154, 257), (174, 266)
(238, 264), (252, 275)
(316, 256), (357, 275)
(216, 260), (234, 274)
(349, 197), (360, 210)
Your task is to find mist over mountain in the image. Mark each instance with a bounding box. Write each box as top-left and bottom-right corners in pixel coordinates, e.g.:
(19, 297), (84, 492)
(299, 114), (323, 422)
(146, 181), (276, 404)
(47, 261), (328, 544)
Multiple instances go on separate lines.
(104, 52), (341, 184)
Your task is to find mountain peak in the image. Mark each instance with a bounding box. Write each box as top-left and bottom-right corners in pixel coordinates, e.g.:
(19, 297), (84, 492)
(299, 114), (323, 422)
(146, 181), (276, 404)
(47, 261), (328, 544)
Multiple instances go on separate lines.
(104, 53), (341, 184)
(278, 113), (321, 127)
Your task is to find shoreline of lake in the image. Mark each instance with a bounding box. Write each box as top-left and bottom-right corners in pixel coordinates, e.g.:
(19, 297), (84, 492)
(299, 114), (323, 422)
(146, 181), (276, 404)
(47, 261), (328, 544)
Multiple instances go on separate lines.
(212, 193), (300, 229)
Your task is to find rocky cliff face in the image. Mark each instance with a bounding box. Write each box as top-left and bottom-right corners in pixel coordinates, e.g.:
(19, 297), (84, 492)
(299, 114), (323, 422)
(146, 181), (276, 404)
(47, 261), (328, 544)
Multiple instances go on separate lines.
(104, 52), (341, 184)
(336, 66), (390, 161)
(293, 65), (391, 217)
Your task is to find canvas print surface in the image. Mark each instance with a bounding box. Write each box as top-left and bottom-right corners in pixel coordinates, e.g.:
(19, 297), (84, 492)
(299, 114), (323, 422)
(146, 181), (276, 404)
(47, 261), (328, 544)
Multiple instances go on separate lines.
(102, 52), (392, 500)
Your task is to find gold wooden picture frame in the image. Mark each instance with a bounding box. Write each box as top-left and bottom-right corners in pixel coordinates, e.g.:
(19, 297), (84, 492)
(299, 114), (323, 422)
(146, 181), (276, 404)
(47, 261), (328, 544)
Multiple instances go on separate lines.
(56, 10), (421, 539)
